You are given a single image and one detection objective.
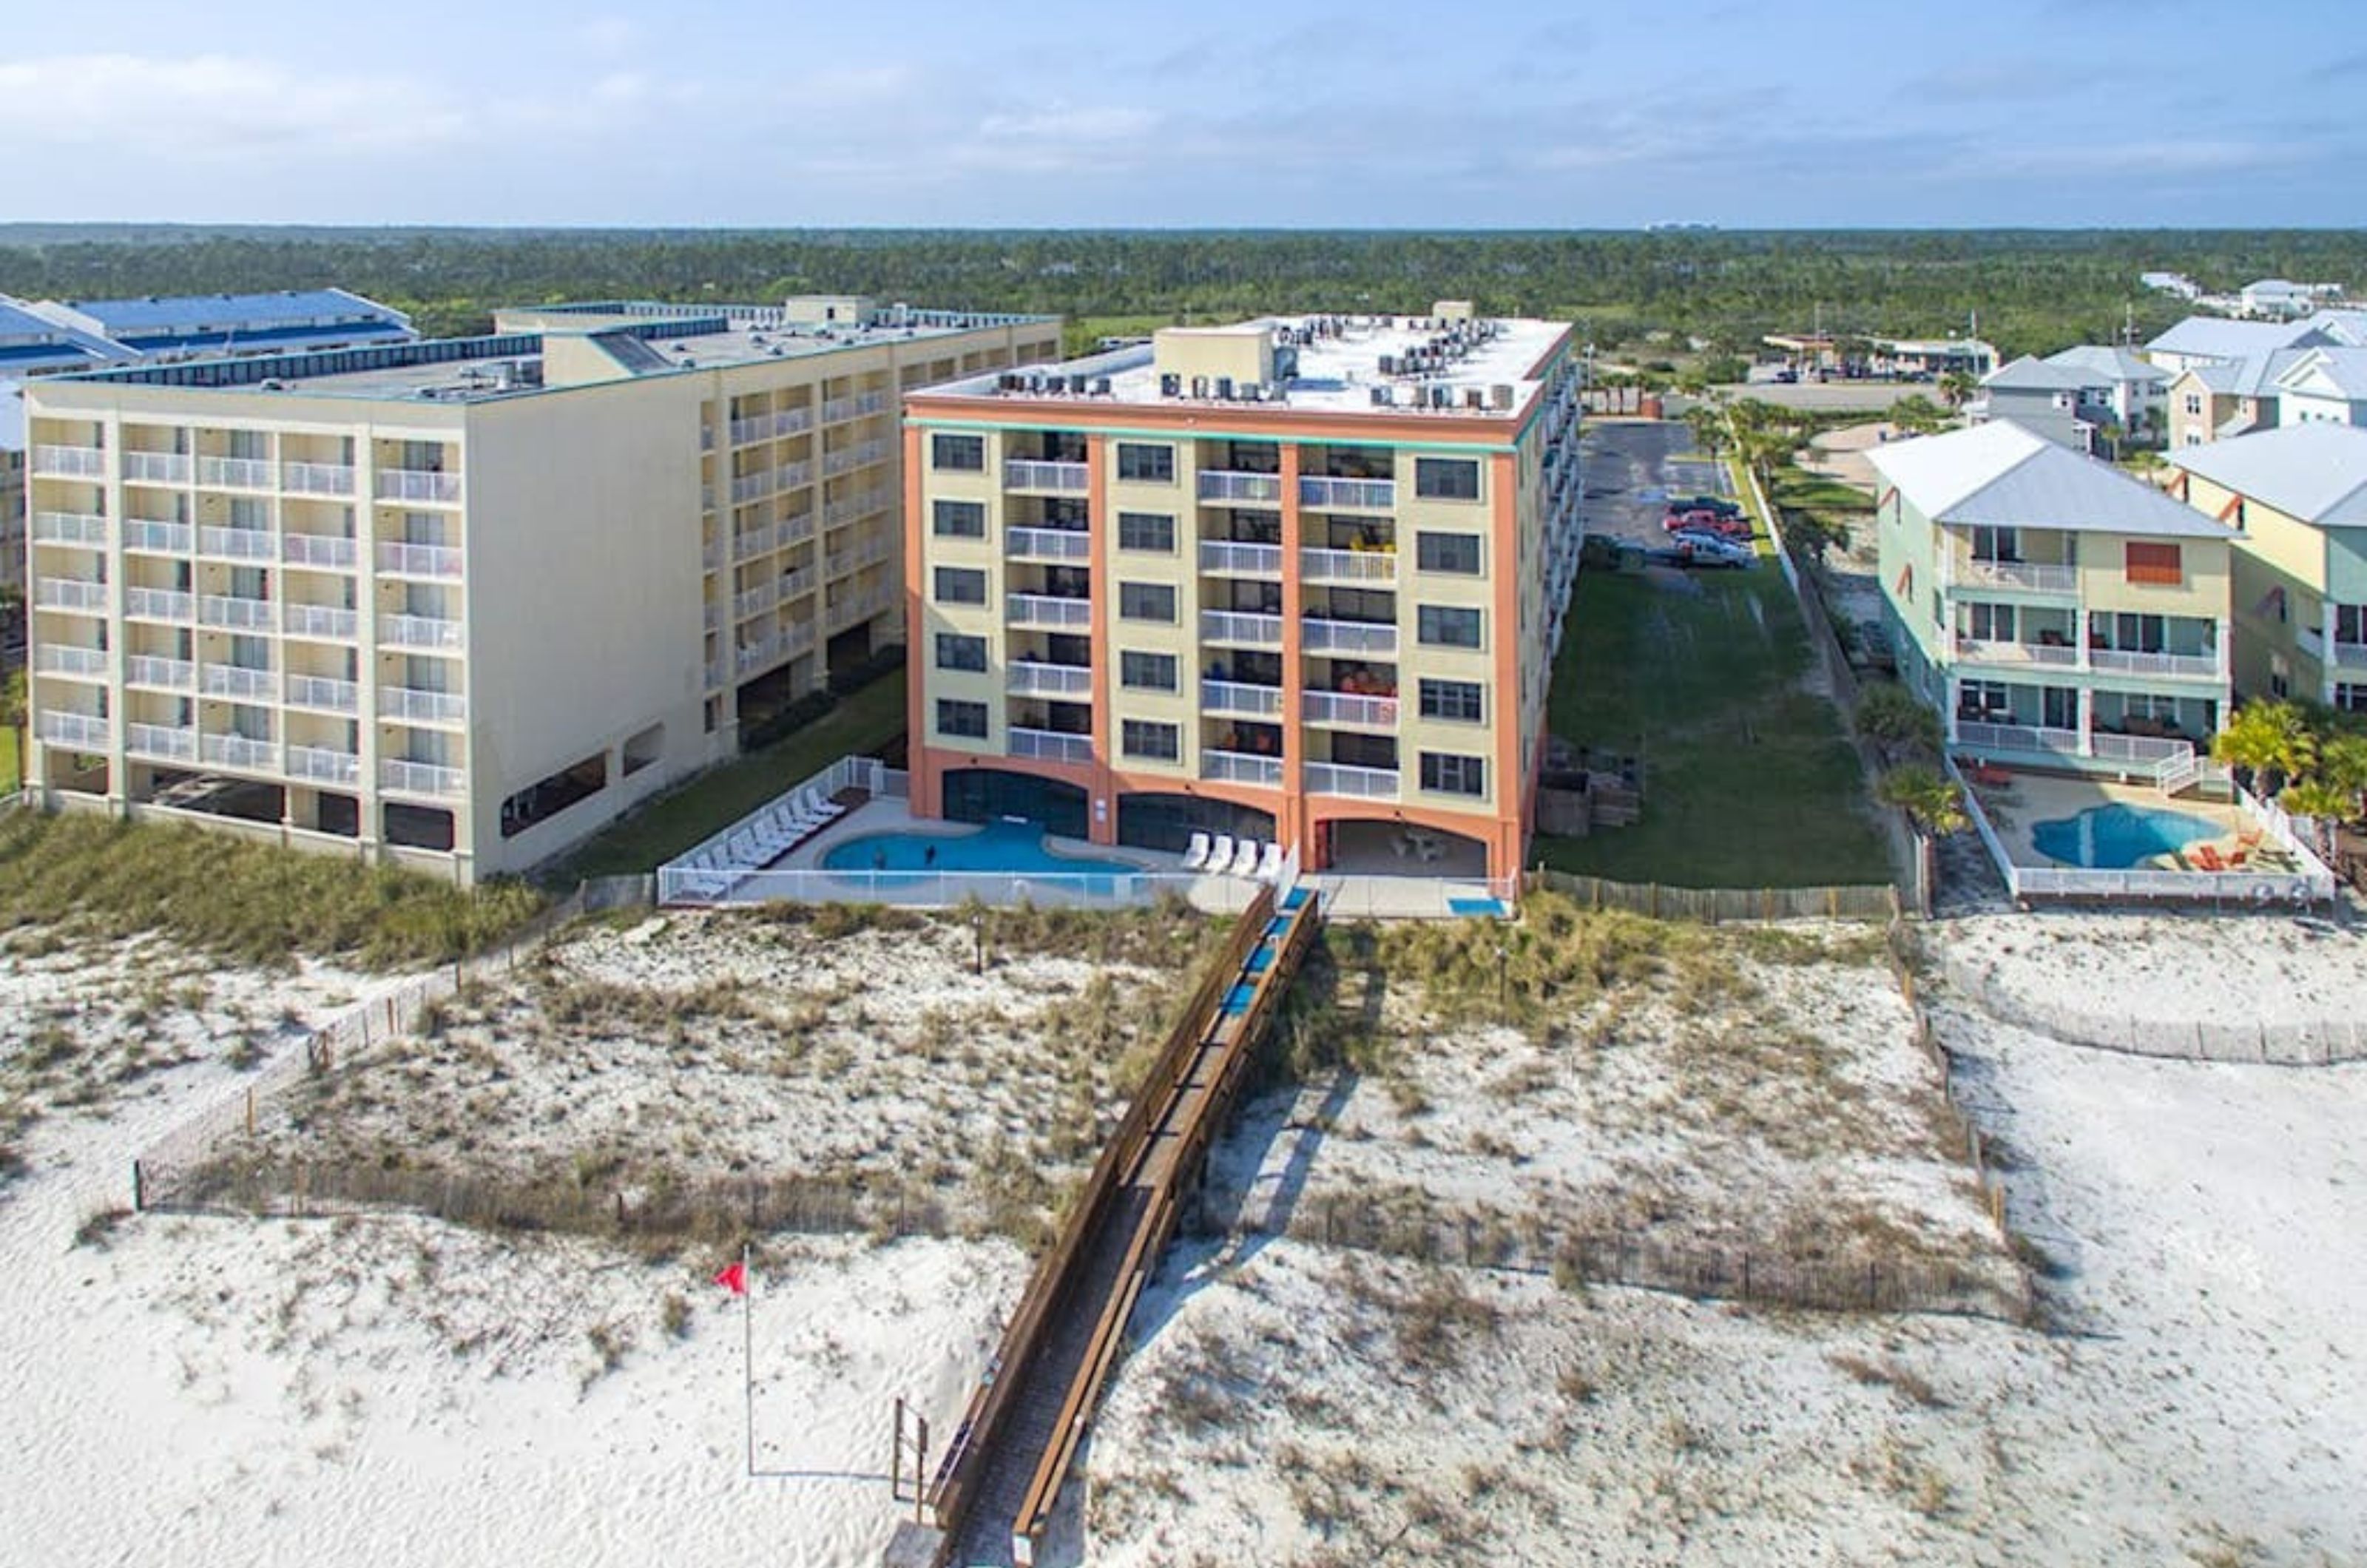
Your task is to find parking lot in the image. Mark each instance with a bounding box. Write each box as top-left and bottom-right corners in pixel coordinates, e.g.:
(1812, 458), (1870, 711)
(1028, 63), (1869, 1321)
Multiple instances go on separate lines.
(1577, 419), (1748, 557)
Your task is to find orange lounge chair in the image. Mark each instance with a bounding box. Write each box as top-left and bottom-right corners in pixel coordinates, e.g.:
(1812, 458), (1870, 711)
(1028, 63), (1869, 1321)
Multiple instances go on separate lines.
(1967, 762), (2013, 788)
(2192, 844), (2226, 872)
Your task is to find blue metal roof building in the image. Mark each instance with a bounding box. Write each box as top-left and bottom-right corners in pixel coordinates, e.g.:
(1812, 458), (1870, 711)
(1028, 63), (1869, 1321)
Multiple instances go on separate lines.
(36, 288), (414, 356)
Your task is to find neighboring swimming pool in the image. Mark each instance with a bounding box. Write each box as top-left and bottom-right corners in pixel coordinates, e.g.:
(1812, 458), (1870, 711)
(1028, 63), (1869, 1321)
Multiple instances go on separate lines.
(821, 819), (1138, 892)
(2030, 803), (2223, 869)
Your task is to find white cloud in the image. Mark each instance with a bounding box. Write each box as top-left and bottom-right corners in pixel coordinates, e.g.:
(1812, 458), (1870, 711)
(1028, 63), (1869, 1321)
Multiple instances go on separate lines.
(575, 17), (640, 58)
(0, 53), (470, 158)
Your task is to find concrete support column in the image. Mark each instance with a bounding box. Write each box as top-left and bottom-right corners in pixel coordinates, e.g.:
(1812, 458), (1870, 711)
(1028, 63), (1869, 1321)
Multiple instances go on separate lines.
(2076, 687), (2094, 752)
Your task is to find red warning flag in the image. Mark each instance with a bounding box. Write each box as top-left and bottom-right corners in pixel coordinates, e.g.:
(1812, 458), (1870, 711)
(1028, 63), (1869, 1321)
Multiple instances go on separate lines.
(713, 1260), (747, 1296)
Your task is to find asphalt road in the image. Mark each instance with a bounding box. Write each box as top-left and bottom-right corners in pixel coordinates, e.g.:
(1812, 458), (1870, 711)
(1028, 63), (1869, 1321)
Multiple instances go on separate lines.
(1576, 419), (1740, 547)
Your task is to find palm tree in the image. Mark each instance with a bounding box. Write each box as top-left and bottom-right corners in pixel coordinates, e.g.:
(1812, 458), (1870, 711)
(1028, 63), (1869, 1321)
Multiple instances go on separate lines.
(1877, 764), (1968, 836)
(2279, 779), (2351, 862)
(2210, 700), (2317, 794)
(2314, 731), (2367, 817)
(1683, 401), (1728, 457)
(1938, 370), (1979, 410)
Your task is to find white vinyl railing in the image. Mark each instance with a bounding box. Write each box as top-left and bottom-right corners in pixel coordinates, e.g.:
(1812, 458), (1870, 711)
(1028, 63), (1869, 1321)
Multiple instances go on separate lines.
(1198, 540), (1283, 575)
(202, 734), (277, 771)
(199, 526), (276, 561)
(200, 664), (277, 700)
(125, 587), (195, 621)
(283, 604), (359, 640)
(1197, 470), (1283, 504)
(381, 614), (463, 650)
(1004, 459), (1092, 493)
(1303, 616), (1399, 655)
(2087, 647), (2223, 679)
(1306, 761), (1401, 799)
(1949, 556), (2078, 593)
(36, 644), (108, 677)
(122, 451), (192, 484)
(1201, 748), (1284, 785)
(1007, 593), (1093, 628)
(287, 745), (362, 784)
(33, 444), (106, 478)
(1202, 680), (1285, 717)
(1953, 719), (2083, 756)
(377, 541), (463, 577)
(199, 595), (274, 630)
(122, 519), (193, 554)
(382, 686), (467, 725)
(380, 758), (465, 797)
(375, 468), (462, 503)
(126, 655), (195, 689)
(1007, 660), (1094, 697)
(35, 576), (107, 612)
(197, 456), (274, 490)
(1006, 526), (1093, 561)
(1303, 690), (1400, 727)
(2088, 731), (2194, 766)
(1199, 609), (1283, 646)
(32, 511), (108, 547)
(1300, 546), (1399, 583)
(1008, 727), (1095, 764)
(126, 722), (196, 760)
(1951, 636), (2080, 669)
(1299, 475), (1396, 510)
(281, 461), (356, 496)
(283, 533), (359, 569)
(38, 709), (109, 748)
(286, 675), (359, 712)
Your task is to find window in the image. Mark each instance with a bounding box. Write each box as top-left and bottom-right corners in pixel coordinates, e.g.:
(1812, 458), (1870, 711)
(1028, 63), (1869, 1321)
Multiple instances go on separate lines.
(1115, 442), (1175, 483)
(1420, 751), (1487, 796)
(1119, 581), (1177, 623)
(936, 699), (989, 739)
(936, 632), (987, 672)
(1121, 650), (1178, 691)
(931, 433), (984, 472)
(933, 499), (986, 538)
(1962, 603), (2016, 641)
(1417, 605), (1483, 648)
(2184, 393), (2202, 416)
(1416, 532), (1482, 574)
(1970, 525), (2020, 564)
(1959, 679), (2012, 717)
(1118, 511), (1175, 552)
(933, 566), (987, 605)
(2337, 604), (2366, 643)
(1122, 719), (1181, 760)
(1414, 457), (1480, 500)
(2124, 541), (2183, 587)
(1419, 678), (1485, 723)
(2336, 683), (2367, 714)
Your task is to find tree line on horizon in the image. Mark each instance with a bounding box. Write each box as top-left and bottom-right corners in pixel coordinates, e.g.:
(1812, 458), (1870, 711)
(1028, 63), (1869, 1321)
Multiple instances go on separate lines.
(1, 226), (2361, 363)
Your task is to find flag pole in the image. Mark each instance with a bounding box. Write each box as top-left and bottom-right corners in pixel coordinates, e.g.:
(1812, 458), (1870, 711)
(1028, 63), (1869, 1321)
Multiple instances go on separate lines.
(742, 1241), (754, 1478)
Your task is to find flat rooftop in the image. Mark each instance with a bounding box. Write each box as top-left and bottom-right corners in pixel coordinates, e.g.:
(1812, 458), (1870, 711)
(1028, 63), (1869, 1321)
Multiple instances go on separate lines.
(919, 312), (1572, 419)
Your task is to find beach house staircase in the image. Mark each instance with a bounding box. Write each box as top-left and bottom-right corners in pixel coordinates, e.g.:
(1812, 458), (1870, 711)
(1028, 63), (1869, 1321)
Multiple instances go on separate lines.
(885, 884), (1323, 1568)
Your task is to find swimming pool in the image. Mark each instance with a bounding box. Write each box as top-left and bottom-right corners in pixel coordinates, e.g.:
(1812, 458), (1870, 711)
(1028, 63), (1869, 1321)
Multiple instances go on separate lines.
(2030, 803), (2223, 869)
(821, 819), (1138, 893)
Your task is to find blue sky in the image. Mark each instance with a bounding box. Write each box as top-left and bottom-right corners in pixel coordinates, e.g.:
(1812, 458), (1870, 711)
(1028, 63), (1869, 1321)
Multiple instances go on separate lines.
(4, 0), (2363, 228)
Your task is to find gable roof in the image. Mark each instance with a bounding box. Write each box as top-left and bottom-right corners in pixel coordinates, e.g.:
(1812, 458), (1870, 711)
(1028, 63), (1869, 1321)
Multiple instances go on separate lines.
(2146, 316), (2329, 362)
(58, 288), (406, 337)
(2272, 347), (2367, 401)
(1982, 354), (2092, 391)
(2045, 345), (2170, 386)
(2165, 424), (2367, 527)
(1868, 419), (2235, 538)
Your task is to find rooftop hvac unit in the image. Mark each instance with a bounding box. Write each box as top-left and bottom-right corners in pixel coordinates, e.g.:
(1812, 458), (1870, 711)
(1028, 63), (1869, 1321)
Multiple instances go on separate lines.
(999, 372), (1024, 391)
(1067, 373), (1089, 393)
(1465, 388), (1486, 410)
(1377, 354), (1397, 376)
(1159, 372), (1183, 397)
(1431, 385), (1452, 410)
(1490, 382), (1514, 410)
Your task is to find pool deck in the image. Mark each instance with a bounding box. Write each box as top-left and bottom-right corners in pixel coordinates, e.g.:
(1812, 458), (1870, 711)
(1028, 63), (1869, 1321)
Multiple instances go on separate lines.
(1968, 772), (2254, 874)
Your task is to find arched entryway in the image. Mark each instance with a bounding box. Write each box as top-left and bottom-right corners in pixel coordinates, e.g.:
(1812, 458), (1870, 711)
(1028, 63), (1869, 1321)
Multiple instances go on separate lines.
(941, 768), (1089, 840)
(1115, 792), (1278, 856)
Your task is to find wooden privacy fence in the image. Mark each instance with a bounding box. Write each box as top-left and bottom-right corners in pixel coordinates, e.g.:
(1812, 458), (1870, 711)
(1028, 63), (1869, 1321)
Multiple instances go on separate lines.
(1528, 868), (1898, 923)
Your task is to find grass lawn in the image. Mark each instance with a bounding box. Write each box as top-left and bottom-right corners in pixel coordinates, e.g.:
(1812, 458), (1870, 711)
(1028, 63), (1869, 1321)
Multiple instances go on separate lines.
(1768, 466), (1876, 513)
(1536, 562), (1891, 889)
(550, 669), (909, 882)
(1, 724), (18, 795)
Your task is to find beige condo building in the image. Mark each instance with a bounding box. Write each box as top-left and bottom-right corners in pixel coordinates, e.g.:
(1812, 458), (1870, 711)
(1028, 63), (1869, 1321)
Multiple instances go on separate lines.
(22, 297), (1060, 880)
(902, 305), (1584, 884)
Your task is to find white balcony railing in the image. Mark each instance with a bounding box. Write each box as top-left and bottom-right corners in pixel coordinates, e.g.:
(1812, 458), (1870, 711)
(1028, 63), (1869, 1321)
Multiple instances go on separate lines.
(38, 710), (111, 748)
(1300, 546), (1399, 584)
(1299, 475), (1396, 510)
(854, 390), (891, 417)
(1303, 616), (1399, 655)
(33, 444), (106, 478)
(381, 614), (463, 650)
(202, 733), (277, 771)
(1007, 660), (1094, 697)
(1198, 540), (1283, 575)
(32, 511), (108, 547)
(1007, 593), (1093, 629)
(1008, 726), (1095, 764)
(821, 396), (860, 424)
(1303, 690), (1401, 728)
(1201, 680), (1286, 717)
(197, 456), (274, 490)
(2331, 640), (2367, 673)
(122, 519), (194, 555)
(733, 524), (780, 563)
(2088, 731), (2195, 765)
(200, 664), (278, 701)
(126, 722), (197, 760)
(779, 567), (817, 601)
(199, 526), (276, 561)
(282, 461), (357, 496)
(1199, 609), (1284, 646)
(35, 576), (107, 612)
(1201, 748), (1284, 786)
(200, 595), (275, 630)
(380, 758), (465, 797)
(1006, 526), (1093, 561)
(36, 643), (108, 678)
(1306, 761), (1401, 799)
(735, 581), (780, 620)
(122, 451), (192, 484)
(2087, 647), (2223, 680)
(382, 686), (467, 725)
(1952, 635), (2081, 669)
(377, 541), (464, 578)
(1951, 556), (2079, 594)
(283, 604), (359, 640)
(375, 468), (462, 503)
(125, 587), (195, 621)
(126, 655), (195, 690)
(283, 533), (359, 569)
(1954, 719), (2083, 756)
(1004, 459), (1092, 493)
(286, 675), (359, 712)
(287, 745), (362, 785)
(1197, 470), (1284, 505)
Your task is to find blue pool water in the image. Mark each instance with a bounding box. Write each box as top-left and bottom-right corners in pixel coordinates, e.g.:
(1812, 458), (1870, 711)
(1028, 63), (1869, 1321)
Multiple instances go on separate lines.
(2030, 804), (2223, 869)
(822, 819), (1135, 892)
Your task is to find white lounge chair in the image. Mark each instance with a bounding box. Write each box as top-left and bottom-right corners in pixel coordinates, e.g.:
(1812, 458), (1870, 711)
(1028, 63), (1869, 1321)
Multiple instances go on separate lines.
(1253, 842), (1283, 882)
(1229, 838), (1261, 876)
(1183, 831), (1214, 870)
(1206, 835), (1235, 876)
(806, 788), (846, 821)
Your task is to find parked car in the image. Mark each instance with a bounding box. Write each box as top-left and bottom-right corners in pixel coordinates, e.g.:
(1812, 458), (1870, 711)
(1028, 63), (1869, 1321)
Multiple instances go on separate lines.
(1663, 510), (1750, 538)
(1675, 495), (1744, 519)
(1669, 531), (1755, 567)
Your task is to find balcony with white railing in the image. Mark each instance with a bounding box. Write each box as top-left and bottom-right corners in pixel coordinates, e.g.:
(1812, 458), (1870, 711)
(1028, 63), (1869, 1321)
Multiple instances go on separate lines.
(377, 541), (464, 578)
(2332, 640), (2367, 673)
(1008, 593), (1094, 629)
(1201, 748), (1285, 786)
(1200, 609), (1284, 646)
(854, 390), (891, 417)
(200, 594), (275, 631)
(283, 604), (359, 640)
(33, 444), (106, 479)
(202, 733), (277, 771)
(288, 745), (362, 785)
(36, 643), (108, 679)
(1303, 690), (1400, 728)
(125, 587), (195, 621)
(123, 519), (194, 555)
(823, 490), (891, 528)
(122, 451), (192, 485)
(1007, 660), (1094, 697)
(1201, 679), (1285, 717)
(199, 526), (276, 561)
(380, 757), (465, 797)
(1299, 546), (1399, 584)
(822, 396), (861, 423)
(375, 468), (462, 504)
(776, 461), (814, 493)
(284, 533), (358, 570)
(782, 513), (817, 548)
(38, 709), (111, 748)
(200, 664), (278, 701)
(32, 511), (108, 547)
(281, 461), (356, 497)
(35, 576), (108, 612)
(1953, 718), (2083, 756)
(381, 613), (463, 650)
(828, 585), (896, 626)
(2087, 646), (2224, 680)
(126, 655), (195, 690)
(1306, 761), (1400, 799)
(126, 722), (197, 760)
(1302, 616), (1399, 656)
(1198, 540), (1283, 575)
(1298, 475), (1397, 510)
(1007, 526), (1093, 562)
(2088, 731), (2194, 765)
(780, 567), (817, 601)
(197, 456), (274, 490)
(382, 686), (467, 726)
(285, 674), (358, 712)
(1004, 459), (1092, 493)
(1951, 635), (2081, 669)
(1197, 470), (1284, 505)
(732, 523), (781, 563)
(1946, 555), (2079, 595)
(1009, 726), (1096, 765)
(735, 581), (780, 620)
(774, 407), (815, 436)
